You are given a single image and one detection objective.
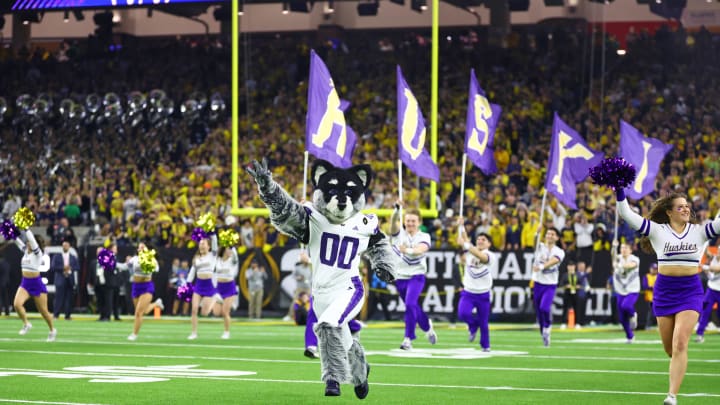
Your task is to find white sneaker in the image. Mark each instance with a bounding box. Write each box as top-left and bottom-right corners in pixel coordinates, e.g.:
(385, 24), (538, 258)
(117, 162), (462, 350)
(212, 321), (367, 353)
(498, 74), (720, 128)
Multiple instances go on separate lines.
(47, 329), (57, 342)
(400, 338), (412, 350)
(663, 394), (677, 405)
(154, 298), (165, 311)
(629, 313), (637, 330)
(282, 315), (291, 322)
(221, 331), (230, 340)
(19, 323), (32, 335)
(560, 323), (567, 330)
(575, 324), (582, 330)
(695, 335), (705, 344)
(626, 337), (635, 344)
(426, 320), (437, 345)
(127, 333), (137, 341)
(304, 346), (320, 359)
(187, 332), (198, 340)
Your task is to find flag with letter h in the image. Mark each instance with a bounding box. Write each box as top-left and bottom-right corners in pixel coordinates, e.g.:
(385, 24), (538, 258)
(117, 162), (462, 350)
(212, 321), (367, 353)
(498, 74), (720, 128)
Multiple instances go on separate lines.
(306, 49), (357, 168)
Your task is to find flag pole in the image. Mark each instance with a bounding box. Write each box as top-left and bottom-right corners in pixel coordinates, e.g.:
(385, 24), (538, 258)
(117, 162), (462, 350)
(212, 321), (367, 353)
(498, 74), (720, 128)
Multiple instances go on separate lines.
(613, 201), (619, 244)
(534, 189), (548, 254)
(398, 159), (403, 220)
(302, 151), (309, 202)
(458, 153), (467, 235)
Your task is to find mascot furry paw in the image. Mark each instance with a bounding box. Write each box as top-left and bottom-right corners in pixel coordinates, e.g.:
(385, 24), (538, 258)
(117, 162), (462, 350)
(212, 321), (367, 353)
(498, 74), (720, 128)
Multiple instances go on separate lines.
(247, 159), (395, 398)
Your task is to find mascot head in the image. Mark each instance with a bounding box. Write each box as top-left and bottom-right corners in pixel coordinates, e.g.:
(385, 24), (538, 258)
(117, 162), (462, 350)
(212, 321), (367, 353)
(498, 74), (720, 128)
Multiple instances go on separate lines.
(311, 160), (372, 224)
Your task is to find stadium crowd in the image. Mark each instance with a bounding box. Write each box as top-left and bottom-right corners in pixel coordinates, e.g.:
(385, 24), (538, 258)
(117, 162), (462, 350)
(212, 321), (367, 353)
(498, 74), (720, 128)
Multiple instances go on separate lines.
(0, 23), (719, 257)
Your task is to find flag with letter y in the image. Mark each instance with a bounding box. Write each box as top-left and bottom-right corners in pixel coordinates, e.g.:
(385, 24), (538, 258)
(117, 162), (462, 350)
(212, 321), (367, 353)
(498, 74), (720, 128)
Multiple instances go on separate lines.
(465, 69), (501, 175)
(397, 65), (439, 182)
(619, 120), (672, 200)
(545, 113), (604, 209)
(306, 49), (357, 168)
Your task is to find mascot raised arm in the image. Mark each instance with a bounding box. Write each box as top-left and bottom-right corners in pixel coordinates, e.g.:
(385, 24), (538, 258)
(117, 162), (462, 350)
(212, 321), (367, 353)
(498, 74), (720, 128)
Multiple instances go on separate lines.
(247, 158), (395, 399)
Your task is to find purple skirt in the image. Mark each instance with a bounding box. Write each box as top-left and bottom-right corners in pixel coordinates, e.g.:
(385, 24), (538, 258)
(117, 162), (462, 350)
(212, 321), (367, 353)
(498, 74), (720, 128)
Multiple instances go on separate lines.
(132, 281), (155, 298)
(217, 281), (238, 299)
(194, 278), (217, 298)
(21, 276), (48, 297)
(653, 273), (703, 317)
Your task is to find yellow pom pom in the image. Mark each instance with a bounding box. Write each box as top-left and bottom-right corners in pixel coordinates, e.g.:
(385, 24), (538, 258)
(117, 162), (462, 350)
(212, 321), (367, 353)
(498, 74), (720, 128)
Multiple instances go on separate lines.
(138, 249), (157, 274)
(218, 229), (240, 247)
(13, 207), (35, 231)
(238, 246), (247, 255)
(262, 244), (272, 253)
(195, 212), (216, 233)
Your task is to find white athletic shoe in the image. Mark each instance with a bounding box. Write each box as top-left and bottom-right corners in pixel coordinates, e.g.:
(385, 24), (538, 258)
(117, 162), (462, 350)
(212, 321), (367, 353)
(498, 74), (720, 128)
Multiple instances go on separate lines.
(629, 313), (638, 331)
(542, 327), (551, 347)
(626, 337), (635, 344)
(695, 335), (705, 344)
(663, 394), (677, 405)
(400, 337), (412, 350)
(19, 323), (32, 335)
(47, 329), (57, 342)
(426, 320), (437, 345)
(187, 332), (198, 340)
(127, 333), (138, 341)
(221, 331), (230, 340)
(154, 298), (165, 311)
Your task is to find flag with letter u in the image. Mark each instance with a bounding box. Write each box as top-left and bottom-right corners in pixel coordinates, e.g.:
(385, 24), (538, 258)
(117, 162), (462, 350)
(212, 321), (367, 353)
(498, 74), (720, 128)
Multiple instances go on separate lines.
(619, 120), (672, 199)
(465, 69), (501, 175)
(397, 65), (439, 182)
(306, 49), (357, 168)
(545, 113), (603, 209)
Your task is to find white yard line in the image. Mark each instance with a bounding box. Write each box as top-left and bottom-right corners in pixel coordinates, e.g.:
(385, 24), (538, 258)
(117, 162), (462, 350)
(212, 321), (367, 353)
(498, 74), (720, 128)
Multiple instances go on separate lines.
(2, 349), (720, 378)
(0, 399), (107, 405)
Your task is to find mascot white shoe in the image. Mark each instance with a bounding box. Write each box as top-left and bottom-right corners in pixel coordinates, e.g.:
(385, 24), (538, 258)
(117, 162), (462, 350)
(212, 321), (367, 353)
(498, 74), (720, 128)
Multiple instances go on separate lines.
(247, 158), (395, 399)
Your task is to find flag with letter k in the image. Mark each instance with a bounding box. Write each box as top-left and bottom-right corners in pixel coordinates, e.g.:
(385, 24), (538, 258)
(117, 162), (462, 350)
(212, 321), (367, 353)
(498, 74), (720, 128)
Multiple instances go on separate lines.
(397, 65), (440, 182)
(545, 113), (604, 209)
(619, 120), (672, 200)
(306, 49), (357, 168)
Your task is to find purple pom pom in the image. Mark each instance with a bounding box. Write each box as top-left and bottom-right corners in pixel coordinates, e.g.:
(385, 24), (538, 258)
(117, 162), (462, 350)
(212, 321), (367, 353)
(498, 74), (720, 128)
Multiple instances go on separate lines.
(0, 220), (20, 240)
(589, 157), (637, 191)
(191, 227), (209, 242)
(97, 248), (116, 272)
(177, 283), (194, 303)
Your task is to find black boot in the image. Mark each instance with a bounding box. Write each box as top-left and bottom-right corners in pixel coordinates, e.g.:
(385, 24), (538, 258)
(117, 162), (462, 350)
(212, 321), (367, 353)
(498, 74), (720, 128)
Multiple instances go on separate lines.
(325, 379), (341, 396)
(354, 363), (370, 399)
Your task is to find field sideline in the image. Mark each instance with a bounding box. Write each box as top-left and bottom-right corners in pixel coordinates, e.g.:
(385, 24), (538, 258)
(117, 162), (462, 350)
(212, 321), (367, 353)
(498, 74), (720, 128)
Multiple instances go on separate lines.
(0, 315), (718, 404)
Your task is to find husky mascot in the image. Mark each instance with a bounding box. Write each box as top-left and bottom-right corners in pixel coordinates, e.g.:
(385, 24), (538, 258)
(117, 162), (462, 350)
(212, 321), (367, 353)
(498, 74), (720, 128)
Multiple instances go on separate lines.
(247, 158), (395, 399)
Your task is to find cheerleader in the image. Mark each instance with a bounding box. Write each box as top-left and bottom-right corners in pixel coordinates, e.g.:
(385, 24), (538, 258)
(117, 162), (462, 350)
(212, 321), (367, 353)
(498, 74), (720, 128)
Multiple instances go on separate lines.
(214, 243), (239, 339)
(126, 243), (164, 341)
(13, 229), (56, 341)
(187, 234), (218, 340)
(611, 240), (641, 343)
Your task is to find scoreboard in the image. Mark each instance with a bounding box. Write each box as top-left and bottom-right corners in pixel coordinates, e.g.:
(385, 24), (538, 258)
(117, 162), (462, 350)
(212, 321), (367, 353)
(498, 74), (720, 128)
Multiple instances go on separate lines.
(11, 0), (227, 10)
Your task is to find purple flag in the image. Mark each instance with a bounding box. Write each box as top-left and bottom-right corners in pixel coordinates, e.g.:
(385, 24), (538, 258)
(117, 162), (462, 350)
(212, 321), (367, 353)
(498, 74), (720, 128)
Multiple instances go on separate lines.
(619, 120), (672, 199)
(397, 66), (440, 182)
(546, 113), (604, 209)
(306, 50), (357, 168)
(465, 69), (501, 175)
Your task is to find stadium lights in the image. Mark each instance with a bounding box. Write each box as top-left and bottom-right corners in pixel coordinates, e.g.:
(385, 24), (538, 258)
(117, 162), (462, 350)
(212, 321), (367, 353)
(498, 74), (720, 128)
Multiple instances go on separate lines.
(282, 2), (289, 14)
(63, 11), (69, 23)
(239, 3), (244, 15)
(411, 0), (427, 13)
(327, 0), (334, 13)
(617, 49), (627, 55)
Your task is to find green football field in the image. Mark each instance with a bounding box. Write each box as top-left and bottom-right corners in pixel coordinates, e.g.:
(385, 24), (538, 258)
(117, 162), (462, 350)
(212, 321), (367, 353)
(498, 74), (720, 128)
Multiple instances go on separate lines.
(0, 315), (718, 405)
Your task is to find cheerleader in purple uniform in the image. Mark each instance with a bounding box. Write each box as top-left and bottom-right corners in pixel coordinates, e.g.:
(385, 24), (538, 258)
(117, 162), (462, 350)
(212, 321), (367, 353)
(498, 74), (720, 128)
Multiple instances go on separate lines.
(214, 244), (238, 339)
(12, 229), (56, 341)
(187, 234), (218, 340)
(126, 242), (164, 341)
(616, 190), (720, 405)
